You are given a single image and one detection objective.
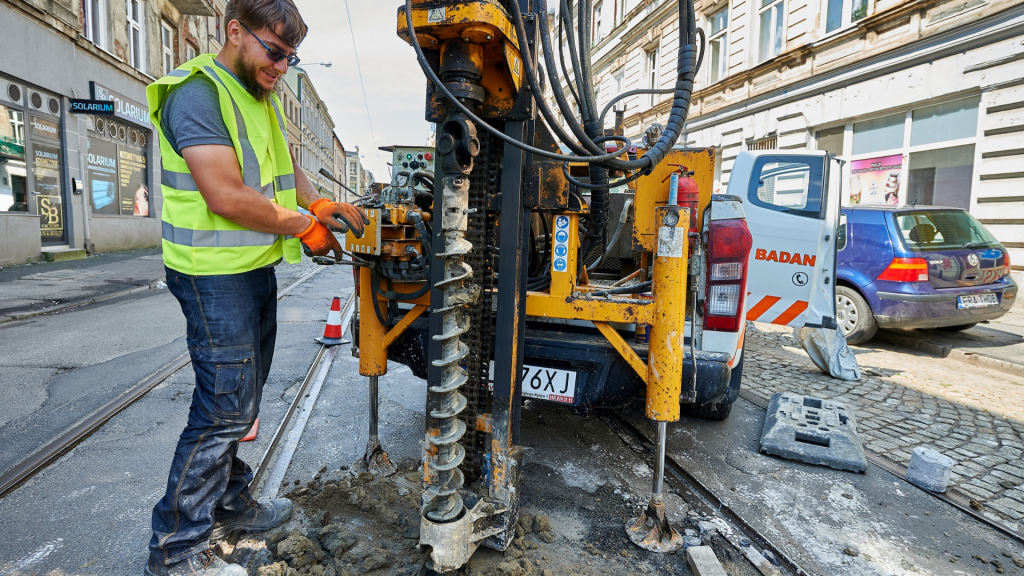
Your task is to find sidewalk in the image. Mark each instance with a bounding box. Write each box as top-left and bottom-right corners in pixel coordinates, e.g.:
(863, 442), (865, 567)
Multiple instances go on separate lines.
(876, 297), (1024, 378)
(0, 247), (165, 320)
(744, 321), (1024, 533)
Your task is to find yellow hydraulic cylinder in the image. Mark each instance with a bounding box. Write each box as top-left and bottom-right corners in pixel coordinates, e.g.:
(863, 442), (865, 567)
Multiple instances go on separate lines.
(359, 267), (388, 377)
(645, 206), (690, 421)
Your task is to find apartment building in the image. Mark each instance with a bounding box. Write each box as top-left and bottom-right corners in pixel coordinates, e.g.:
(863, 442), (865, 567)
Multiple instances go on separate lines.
(557, 0), (1024, 274)
(0, 0), (214, 264)
(345, 146), (372, 195)
(333, 133), (347, 202)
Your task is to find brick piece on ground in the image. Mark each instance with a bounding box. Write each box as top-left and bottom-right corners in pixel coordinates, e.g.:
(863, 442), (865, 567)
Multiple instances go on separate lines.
(686, 546), (728, 576)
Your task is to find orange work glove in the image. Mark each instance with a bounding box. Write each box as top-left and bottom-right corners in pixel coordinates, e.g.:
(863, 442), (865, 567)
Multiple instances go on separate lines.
(308, 198), (371, 238)
(295, 215), (344, 259)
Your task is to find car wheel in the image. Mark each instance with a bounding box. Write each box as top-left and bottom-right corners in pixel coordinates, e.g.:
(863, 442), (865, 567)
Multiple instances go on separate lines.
(681, 400), (733, 421)
(836, 286), (877, 345)
(938, 323), (978, 332)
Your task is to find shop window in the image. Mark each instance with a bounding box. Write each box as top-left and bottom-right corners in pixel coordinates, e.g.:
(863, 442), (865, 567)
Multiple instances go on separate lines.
(910, 97), (980, 147)
(127, 0), (146, 71)
(0, 107), (28, 212)
(161, 21), (175, 75)
(708, 8), (729, 84)
(815, 126), (845, 156)
(86, 119), (150, 217)
(758, 0), (784, 63)
(907, 144), (976, 210)
(852, 113), (904, 155)
(825, 0), (868, 34)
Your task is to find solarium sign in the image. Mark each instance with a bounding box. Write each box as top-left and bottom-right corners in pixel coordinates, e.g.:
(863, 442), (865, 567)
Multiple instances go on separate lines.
(90, 81), (151, 128)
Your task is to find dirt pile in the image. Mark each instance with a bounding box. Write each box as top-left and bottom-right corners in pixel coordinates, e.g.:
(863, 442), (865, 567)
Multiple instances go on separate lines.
(249, 464), (755, 576)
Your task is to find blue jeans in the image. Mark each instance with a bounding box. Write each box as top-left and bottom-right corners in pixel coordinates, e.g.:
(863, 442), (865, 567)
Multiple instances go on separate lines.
(150, 266), (277, 564)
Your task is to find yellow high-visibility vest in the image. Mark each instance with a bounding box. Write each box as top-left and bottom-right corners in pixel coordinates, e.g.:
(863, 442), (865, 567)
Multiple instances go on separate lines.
(147, 54), (301, 275)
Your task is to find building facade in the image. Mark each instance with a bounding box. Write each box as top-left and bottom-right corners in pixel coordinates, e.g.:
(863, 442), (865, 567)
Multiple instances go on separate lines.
(0, 0), (214, 265)
(333, 132), (347, 202)
(558, 0), (1024, 276)
(290, 69), (335, 198)
(345, 147), (373, 195)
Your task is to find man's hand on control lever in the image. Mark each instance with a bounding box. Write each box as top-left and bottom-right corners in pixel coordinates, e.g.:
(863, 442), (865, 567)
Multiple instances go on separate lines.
(308, 198), (371, 238)
(295, 215), (345, 259)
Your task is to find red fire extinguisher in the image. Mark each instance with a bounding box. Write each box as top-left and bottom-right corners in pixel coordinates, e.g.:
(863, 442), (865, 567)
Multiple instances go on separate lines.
(662, 164), (699, 234)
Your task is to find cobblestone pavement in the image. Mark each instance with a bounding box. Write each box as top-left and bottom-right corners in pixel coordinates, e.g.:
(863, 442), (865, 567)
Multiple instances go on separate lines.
(742, 321), (1024, 532)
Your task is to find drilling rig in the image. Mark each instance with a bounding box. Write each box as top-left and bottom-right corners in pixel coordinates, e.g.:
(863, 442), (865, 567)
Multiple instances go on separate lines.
(342, 0), (842, 571)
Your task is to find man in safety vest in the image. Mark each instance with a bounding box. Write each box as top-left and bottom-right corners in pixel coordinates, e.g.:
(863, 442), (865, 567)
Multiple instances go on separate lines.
(143, 1), (366, 574)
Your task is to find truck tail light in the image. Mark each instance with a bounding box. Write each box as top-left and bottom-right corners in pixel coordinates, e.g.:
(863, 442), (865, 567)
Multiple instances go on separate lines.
(877, 258), (929, 282)
(705, 219), (753, 332)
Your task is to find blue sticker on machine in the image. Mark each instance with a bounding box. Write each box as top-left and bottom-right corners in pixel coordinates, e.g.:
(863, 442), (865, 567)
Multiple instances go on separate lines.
(554, 245), (568, 257)
(555, 230), (568, 243)
(553, 258), (567, 271)
(556, 216), (569, 229)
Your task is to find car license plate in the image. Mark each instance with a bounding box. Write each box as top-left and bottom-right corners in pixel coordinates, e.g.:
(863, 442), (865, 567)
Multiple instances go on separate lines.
(957, 293), (998, 310)
(488, 362), (577, 405)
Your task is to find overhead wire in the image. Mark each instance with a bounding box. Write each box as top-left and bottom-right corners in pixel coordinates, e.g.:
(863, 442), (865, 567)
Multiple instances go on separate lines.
(342, 0), (383, 176)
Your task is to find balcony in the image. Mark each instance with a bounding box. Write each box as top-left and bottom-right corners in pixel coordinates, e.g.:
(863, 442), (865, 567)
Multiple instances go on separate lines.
(165, 0), (215, 16)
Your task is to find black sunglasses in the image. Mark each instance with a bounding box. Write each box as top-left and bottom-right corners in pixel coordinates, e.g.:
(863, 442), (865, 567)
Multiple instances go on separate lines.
(239, 21), (300, 67)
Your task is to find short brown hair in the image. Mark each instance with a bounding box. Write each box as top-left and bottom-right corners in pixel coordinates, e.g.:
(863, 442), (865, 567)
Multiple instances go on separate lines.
(225, 0), (308, 48)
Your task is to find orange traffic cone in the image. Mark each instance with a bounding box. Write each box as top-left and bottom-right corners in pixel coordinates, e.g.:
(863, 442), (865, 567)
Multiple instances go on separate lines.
(240, 418), (259, 442)
(316, 296), (346, 346)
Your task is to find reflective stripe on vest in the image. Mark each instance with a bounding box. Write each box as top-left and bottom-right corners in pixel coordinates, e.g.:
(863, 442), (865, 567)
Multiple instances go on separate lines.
(162, 221), (277, 247)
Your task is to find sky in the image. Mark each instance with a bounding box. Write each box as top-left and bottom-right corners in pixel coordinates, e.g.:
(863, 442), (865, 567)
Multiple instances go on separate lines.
(293, 0), (432, 182)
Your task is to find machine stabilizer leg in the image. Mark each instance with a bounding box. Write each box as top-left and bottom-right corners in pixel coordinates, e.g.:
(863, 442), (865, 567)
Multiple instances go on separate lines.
(626, 421), (684, 552)
(355, 375), (397, 477)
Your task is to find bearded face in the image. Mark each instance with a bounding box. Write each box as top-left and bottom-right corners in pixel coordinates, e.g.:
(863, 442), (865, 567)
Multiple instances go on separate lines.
(234, 48), (279, 102)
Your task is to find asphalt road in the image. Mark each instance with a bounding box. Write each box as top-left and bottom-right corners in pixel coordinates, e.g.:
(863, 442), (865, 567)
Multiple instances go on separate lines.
(0, 257), (338, 575)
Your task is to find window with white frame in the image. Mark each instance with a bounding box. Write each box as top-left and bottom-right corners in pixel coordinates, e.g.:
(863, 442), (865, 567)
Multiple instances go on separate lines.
(186, 43), (197, 61)
(707, 7), (728, 84)
(593, 2), (604, 43)
(161, 22), (174, 75)
(127, 0), (145, 71)
(827, 97), (981, 209)
(618, 0), (628, 24)
(82, 0), (107, 48)
(825, 0), (868, 34)
(646, 47), (659, 107)
(215, 11), (222, 43)
(757, 0), (784, 63)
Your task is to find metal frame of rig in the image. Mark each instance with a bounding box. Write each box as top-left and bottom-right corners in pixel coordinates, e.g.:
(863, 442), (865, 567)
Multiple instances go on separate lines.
(341, 0), (706, 571)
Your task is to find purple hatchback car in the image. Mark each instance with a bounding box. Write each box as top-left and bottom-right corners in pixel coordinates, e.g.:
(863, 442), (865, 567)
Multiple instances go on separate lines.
(836, 206), (1018, 345)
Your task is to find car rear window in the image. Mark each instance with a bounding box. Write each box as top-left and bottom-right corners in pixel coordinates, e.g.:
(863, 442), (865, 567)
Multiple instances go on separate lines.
(893, 210), (1000, 252)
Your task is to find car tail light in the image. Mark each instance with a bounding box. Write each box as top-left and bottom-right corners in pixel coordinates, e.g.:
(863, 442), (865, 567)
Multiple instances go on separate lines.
(1005, 252), (1012, 278)
(705, 219), (753, 332)
(877, 258), (929, 282)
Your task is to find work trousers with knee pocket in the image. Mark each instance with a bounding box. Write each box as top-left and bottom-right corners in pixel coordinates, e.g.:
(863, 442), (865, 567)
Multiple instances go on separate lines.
(150, 265), (277, 564)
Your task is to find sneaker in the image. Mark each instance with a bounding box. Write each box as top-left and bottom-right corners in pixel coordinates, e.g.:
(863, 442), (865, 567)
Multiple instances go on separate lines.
(209, 498), (293, 542)
(144, 549), (246, 576)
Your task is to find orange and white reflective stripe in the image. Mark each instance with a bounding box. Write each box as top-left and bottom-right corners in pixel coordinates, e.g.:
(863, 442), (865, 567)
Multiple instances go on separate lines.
(746, 294), (809, 327)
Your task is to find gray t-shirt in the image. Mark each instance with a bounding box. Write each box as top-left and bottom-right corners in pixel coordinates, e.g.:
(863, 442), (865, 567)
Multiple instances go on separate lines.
(161, 61), (241, 155)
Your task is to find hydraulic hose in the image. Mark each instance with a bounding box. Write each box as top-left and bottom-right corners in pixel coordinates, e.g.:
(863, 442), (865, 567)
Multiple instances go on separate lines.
(403, 0), (696, 173)
(557, 12), (582, 114)
(403, 0), (631, 164)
